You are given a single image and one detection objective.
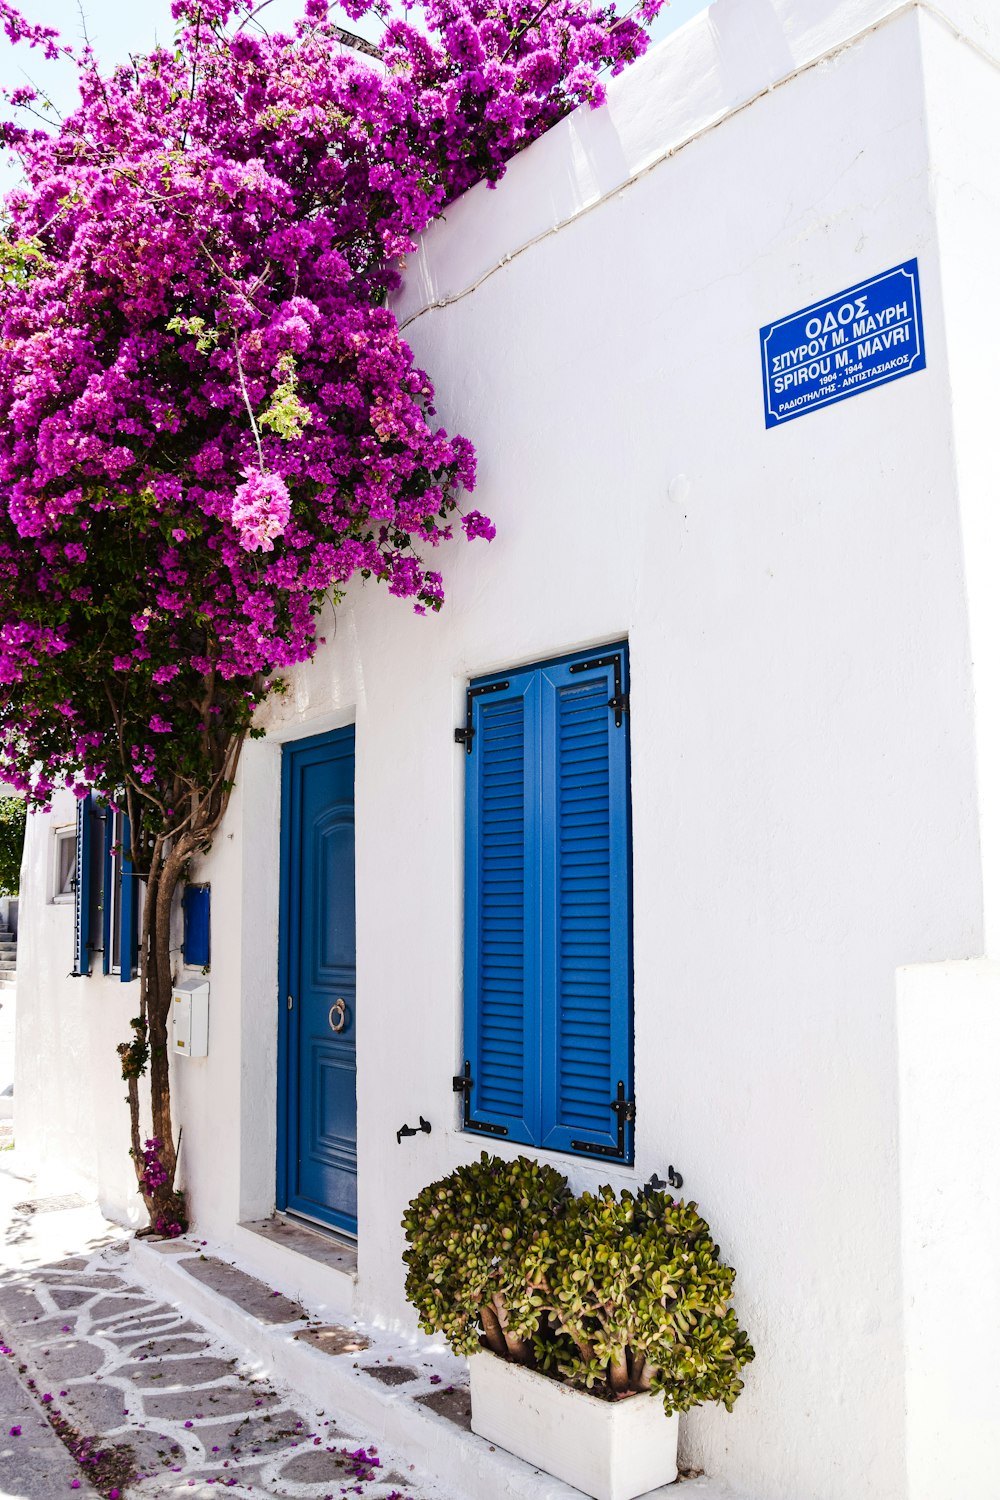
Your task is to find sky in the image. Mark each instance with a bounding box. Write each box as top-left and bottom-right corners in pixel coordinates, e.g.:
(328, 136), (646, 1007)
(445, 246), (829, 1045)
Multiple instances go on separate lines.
(0, 0), (713, 160)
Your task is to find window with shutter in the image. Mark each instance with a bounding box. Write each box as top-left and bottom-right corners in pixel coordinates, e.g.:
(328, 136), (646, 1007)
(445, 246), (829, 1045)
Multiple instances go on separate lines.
(72, 796), (93, 976)
(101, 805), (139, 981)
(68, 796), (136, 980)
(459, 643), (633, 1163)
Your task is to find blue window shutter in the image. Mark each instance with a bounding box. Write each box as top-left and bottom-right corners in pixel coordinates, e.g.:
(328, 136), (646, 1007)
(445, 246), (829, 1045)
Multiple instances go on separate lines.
(102, 808), (114, 976)
(539, 648), (632, 1160)
(183, 886), (211, 968)
(73, 795), (93, 977)
(463, 671), (542, 1143)
(119, 814), (138, 982)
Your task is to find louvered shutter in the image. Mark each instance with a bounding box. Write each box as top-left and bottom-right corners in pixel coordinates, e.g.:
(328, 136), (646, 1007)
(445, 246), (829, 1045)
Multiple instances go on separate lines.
(73, 796), (93, 976)
(119, 814), (138, 982)
(462, 671), (542, 1142)
(538, 649), (632, 1159)
(102, 807), (114, 975)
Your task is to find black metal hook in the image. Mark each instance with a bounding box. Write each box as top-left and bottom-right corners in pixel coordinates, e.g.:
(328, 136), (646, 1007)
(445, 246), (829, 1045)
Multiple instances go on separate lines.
(396, 1116), (432, 1145)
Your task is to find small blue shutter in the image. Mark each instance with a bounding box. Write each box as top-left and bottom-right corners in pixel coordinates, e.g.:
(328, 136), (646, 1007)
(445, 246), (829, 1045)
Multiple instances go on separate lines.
(73, 795), (93, 977)
(463, 670), (542, 1143)
(183, 885), (211, 968)
(119, 814), (138, 982)
(539, 649), (632, 1160)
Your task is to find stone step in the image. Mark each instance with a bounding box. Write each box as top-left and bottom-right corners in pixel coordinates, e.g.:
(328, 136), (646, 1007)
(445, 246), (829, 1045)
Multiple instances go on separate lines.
(0, 981), (15, 991)
(130, 1239), (690, 1500)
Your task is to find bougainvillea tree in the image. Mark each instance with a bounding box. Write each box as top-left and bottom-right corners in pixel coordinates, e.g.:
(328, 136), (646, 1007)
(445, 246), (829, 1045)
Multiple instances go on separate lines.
(0, 0), (662, 1231)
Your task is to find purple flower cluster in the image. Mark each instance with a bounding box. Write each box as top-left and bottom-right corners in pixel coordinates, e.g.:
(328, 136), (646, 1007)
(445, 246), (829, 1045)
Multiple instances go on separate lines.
(138, 1137), (169, 1196)
(0, 0), (662, 815)
(232, 470), (292, 553)
(137, 1137), (184, 1231)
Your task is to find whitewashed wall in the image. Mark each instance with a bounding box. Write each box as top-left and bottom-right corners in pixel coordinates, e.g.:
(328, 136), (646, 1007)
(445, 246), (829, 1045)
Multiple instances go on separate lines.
(16, 791), (150, 1219)
(17, 4), (1000, 1497)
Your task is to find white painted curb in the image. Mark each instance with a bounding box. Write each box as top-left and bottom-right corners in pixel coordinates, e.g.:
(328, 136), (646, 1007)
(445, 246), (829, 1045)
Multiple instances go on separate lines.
(128, 1240), (749, 1500)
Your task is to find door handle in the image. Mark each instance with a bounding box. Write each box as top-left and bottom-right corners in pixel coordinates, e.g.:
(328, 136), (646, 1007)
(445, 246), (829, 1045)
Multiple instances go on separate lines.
(329, 998), (348, 1033)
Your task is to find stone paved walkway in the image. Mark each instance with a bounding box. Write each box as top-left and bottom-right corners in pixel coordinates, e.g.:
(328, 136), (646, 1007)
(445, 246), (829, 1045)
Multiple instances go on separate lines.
(0, 1341), (100, 1495)
(0, 1161), (449, 1500)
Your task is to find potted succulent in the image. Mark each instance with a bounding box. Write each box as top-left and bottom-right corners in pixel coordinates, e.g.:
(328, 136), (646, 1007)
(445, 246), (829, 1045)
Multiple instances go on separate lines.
(403, 1153), (754, 1500)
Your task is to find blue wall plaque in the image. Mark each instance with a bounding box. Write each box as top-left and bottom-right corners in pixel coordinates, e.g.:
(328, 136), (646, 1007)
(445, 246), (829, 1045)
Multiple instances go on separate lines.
(760, 259), (925, 428)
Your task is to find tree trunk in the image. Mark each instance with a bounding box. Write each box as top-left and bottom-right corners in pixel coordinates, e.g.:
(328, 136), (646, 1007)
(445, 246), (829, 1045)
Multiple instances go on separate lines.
(123, 835), (193, 1235)
(608, 1348), (631, 1394)
(117, 728), (248, 1235)
(480, 1302), (510, 1357)
(490, 1291), (533, 1364)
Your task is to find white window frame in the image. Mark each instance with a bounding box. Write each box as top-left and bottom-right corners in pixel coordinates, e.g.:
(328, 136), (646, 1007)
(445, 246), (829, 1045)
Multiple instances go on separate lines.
(52, 824), (77, 905)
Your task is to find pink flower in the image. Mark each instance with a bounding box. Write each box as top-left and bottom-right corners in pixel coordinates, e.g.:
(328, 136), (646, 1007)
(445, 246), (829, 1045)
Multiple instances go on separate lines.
(231, 470), (291, 554)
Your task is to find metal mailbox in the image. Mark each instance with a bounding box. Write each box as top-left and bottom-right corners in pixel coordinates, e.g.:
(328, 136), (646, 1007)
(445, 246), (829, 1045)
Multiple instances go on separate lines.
(171, 978), (209, 1057)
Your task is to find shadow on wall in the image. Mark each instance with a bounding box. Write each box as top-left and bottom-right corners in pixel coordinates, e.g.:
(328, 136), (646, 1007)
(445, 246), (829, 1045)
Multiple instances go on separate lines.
(704, 0), (796, 112)
(543, 0), (800, 238)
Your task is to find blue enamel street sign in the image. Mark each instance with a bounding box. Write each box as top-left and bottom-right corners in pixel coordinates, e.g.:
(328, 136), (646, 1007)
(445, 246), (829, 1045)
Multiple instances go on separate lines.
(760, 259), (926, 428)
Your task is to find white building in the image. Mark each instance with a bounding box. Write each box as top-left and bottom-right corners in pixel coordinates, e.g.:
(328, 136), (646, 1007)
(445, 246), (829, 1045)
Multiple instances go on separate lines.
(15, 2), (1000, 1496)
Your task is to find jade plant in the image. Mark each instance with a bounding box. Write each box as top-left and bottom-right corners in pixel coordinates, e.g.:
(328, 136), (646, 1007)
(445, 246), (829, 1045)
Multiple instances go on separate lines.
(402, 1153), (754, 1415)
(402, 1152), (571, 1364)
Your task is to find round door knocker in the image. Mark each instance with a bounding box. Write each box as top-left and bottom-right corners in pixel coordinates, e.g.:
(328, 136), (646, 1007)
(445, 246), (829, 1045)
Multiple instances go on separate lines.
(329, 998), (348, 1033)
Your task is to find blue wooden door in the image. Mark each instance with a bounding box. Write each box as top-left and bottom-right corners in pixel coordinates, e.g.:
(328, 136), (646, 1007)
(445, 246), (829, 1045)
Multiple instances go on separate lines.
(278, 727), (357, 1235)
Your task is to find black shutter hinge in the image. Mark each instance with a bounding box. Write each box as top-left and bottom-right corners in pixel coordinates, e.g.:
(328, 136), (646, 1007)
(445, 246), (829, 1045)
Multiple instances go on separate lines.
(454, 679), (510, 753)
(452, 1060), (508, 1136)
(572, 1080), (634, 1160)
(608, 691), (630, 725)
(569, 651), (629, 728)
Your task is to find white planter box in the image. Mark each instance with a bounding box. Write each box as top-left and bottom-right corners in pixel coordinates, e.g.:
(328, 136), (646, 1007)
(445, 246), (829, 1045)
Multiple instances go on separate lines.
(469, 1352), (679, 1500)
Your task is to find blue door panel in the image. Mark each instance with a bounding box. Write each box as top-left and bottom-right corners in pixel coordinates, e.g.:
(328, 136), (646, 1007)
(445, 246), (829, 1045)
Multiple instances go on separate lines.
(278, 728), (358, 1235)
